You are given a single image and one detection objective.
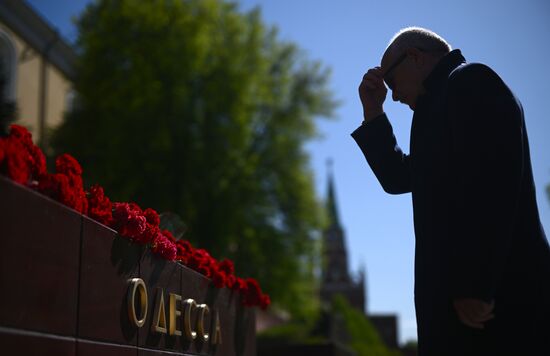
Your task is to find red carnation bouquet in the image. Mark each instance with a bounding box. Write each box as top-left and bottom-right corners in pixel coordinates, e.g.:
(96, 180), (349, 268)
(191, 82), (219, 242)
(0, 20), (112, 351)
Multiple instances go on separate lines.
(37, 154), (88, 214)
(0, 124), (46, 184)
(0, 124), (270, 309)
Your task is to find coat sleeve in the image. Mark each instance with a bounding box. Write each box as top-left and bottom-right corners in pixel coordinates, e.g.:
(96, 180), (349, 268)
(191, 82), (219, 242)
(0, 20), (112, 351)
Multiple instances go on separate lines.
(447, 63), (524, 301)
(351, 114), (411, 194)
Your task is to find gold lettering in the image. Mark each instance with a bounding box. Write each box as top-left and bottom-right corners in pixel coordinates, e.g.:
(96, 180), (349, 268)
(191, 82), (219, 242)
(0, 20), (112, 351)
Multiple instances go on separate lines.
(126, 280), (223, 345)
(197, 304), (210, 341)
(183, 298), (197, 340)
(127, 278), (148, 327)
(169, 293), (182, 336)
(212, 311), (222, 345)
(152, 288), (167, 334)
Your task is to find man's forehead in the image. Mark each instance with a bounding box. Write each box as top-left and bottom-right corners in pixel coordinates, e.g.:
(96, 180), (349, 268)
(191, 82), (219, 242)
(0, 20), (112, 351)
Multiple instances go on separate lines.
(380, 55), (390, 69)
(380, 48), (396, 70)
(380, 44), (397, 69)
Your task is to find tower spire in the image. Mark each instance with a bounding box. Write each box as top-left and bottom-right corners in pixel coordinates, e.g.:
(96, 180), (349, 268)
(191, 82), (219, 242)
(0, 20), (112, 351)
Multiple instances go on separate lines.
(321, 158), (365, 313)
(326, 158), (340, 228)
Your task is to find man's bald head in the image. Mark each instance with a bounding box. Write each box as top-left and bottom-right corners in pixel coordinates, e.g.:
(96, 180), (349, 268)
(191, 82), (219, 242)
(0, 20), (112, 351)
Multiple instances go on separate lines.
(382, 27), (451, 66)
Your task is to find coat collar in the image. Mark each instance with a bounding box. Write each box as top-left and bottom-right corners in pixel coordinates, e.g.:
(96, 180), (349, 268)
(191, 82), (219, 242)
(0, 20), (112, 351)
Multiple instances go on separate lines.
(422, 49), (466, 92)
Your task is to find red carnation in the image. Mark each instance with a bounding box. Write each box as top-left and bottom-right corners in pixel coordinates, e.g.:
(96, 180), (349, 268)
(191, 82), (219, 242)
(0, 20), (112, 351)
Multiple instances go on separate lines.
(56, 153), (82, 177)
(136, 224), (158, 244)
(175, 239), (193, 264)
(176, 245), (190, 264)
(225, 274), (236, 289)
(218, 259), (235, 275)
(162, 229), (177, 244)
(113, 202), (132, 222)
(9, 125), (32, 144)
(0, 125), (46, 185)
(241, 278), (263, 307)
(188, 248), (210, 270)
(128, 202), (143, 214)
(29, 144), (46, 177)
(185, 247), (218, 278)
(112, 202), (147, 241)
(151, 232), (177, 261)
(87, 184), (113, 227)
(233, 277), (247, 293)
(34, 153), (89, 214)
(126, 214), (147, 236)
(260, 294), (271, 310)
(197, 264), (211, 277)
(37, 171), (88, 214)
(1, 139), (31, 184)
(177, 239), (193, 254)
(211, 267), (226, 288)
(37, 172), (67, 198)
(143, 208), (160, 227)
(9, 125), (34, 155)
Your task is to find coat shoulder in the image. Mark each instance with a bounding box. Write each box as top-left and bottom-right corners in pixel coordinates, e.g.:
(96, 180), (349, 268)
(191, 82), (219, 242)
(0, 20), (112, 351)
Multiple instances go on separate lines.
(448, 62), (501, 90)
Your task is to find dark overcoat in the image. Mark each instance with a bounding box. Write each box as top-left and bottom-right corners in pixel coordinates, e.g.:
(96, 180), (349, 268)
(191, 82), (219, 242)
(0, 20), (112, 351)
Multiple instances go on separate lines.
(352, 50), (550, 355)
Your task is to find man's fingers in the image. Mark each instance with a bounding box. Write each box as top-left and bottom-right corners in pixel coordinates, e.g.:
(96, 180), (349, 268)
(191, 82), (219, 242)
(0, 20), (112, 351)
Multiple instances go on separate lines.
(476, 313), (495, 322)
(362, 82), (375, 90)
(363, 67), (384, 81)
(459, 304), (482, 325)
(455, 308), (485, 329)
(459, 303), (490, 321)
(462, 304), (495, 322)
(467, 303), (488, 319)
(453, 299), (495, 329)
(362, 74), (383, 85)
(469, 301), (495, 319)
(474, 299), (494, 313)
(362, 77), (383, 89)
(369, 66), (384, 77)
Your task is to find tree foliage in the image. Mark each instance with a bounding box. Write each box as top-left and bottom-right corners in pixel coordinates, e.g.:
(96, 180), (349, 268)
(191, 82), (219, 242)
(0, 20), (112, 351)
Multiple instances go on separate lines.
(331, 295), (402, 356)
(51, 0), (336, 318)
(257, 296), (403, 355)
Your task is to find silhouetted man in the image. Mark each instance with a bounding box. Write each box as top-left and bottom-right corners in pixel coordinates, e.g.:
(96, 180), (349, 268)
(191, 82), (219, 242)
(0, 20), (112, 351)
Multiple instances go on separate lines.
(352, 27), (550, 355)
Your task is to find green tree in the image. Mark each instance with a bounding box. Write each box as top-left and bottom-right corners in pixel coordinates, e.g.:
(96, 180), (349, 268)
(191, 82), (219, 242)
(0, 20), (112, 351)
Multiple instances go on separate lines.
(51, 0), (336, 319)
(331, 295), (402, 356)
(257, 296), (403, 356)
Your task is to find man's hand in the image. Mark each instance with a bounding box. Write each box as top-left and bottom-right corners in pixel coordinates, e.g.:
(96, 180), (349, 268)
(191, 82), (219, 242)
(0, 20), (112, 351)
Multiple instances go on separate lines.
(359, 67), (387, 122)
(453, 298), (495, 329)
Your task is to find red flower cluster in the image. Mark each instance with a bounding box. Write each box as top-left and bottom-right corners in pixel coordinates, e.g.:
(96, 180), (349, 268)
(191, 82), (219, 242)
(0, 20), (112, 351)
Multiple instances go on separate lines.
(0, 125), (45, 184)
(37, 154), (89, 214)
(240, 278), (271, 309)
(174, 242), (270, 309)
(87, 185), (113, 226)
(151, 230), (177, 261)
(111, 203), (177, 260)
(0, 124), (270, 309)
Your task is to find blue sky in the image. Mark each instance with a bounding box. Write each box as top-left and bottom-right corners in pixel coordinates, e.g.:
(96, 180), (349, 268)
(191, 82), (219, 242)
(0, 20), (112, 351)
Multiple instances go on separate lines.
(27, 0), (550, 344)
